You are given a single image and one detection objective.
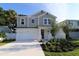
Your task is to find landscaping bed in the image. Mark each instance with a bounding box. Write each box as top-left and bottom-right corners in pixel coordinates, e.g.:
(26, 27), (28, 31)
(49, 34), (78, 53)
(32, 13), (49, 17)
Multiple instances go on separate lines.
(70, 39), (79, 47)
(44, 47), (79, 56)
(41, 39), (79, 56)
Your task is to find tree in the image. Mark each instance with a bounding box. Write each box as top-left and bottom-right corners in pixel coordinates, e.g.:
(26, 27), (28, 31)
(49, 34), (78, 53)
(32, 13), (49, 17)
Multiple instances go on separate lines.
(0, 7), (6, 25)
(0, 7), (17, 26)
(0, 7), (4, 15)
(51, 21), (58, 37)
(0, 17), (6, 25)
(4, 9), (17, 32)
(4, 9), (17, 25)
(62, 24), (70, 39)
(0, 7), (17, 32)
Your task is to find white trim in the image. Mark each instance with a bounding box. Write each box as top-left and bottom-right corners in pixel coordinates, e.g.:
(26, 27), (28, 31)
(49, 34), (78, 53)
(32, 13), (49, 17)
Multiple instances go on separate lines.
(43, 18), (51, 25)
(31, 18), (35, 23)
(20, 18), (25, 25)
(38, 17), (39, 26)
(27, 16), (30, 27)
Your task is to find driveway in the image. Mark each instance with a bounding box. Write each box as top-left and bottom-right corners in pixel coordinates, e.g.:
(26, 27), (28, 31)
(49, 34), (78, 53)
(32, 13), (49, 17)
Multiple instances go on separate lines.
(0, 41), (44, 56)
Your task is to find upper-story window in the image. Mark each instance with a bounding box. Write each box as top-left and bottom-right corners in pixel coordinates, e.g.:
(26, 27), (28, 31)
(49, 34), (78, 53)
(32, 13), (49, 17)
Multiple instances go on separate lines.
(69, 21), (73, 26)
(77, 21), (79, 26)
(48, 19), (51, 24)
(21, 19), (24, 25)
(32, 19), (35, 23)
(43, 18), (51, 25)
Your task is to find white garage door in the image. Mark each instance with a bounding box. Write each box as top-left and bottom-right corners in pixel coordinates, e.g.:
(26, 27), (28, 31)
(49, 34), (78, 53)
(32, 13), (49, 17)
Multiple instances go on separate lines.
(16, 28), (41, 41)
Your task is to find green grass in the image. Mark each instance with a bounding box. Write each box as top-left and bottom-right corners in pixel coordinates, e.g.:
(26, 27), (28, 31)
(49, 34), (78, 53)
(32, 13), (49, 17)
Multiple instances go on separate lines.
(44, 48), (79, 56)
(0, 43), (8, 46)
(70, 40), (79, 46)
(0, 39), (16, 46)
(42, 39), (79, 56)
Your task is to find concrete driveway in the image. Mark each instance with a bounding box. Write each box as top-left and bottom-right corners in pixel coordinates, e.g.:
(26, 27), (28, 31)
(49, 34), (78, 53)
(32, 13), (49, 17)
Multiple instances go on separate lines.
(0, 41), (44, 56)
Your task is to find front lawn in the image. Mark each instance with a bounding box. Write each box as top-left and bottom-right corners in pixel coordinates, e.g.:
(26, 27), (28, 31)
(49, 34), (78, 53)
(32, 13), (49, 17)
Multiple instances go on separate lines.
(0, 39), (15, 46)
(0, 42), (8, 46)
(70, 40), (79, 46)
(44, 47), (79, 56)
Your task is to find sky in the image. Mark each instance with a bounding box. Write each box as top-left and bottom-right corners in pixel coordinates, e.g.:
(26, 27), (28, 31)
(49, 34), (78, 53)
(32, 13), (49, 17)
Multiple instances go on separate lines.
(0, 3), (79, 22)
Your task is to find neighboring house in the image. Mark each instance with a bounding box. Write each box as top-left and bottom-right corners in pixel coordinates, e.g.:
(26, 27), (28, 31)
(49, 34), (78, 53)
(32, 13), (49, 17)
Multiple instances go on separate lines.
(59, 20), (79, 39)
(16, 10), (57, 41)
(59, 20), (79, 29)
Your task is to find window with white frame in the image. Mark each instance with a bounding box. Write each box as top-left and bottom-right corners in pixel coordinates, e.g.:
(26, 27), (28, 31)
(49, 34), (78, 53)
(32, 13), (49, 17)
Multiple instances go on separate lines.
(77, 21), (79, 26)
(32, 19), (35, 23)
(43, 18), (51, 25)
(69, 21), (73, 26)
(21, 19), (24, 25)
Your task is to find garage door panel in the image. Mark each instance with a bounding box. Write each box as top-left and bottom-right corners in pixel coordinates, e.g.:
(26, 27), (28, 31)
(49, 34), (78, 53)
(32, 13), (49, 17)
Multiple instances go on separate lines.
(16, 28), (41, 41)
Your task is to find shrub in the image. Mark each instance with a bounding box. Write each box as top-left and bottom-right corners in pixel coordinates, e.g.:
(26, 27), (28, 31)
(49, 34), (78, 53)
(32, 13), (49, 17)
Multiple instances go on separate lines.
(41, 44), (49, 51)
(62, 47), (69, 52)
(0, 33), (6, 38)
(68, 47), (74, 51)
(41, 39), (75, 52)
(39, 39), (43, 42)
(0, 33), (6, 42)
(2, 39), (16, 43)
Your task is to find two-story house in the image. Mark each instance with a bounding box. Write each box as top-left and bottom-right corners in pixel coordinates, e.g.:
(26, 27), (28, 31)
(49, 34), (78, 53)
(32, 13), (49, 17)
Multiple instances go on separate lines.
(16, 10), (57, 41)
(59, 20), (79, 30)
(59, 20), (79, 39)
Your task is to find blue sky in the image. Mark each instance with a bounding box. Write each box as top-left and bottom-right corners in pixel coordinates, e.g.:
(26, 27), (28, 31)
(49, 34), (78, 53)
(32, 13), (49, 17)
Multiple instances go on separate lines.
(0, 3), (79, 22)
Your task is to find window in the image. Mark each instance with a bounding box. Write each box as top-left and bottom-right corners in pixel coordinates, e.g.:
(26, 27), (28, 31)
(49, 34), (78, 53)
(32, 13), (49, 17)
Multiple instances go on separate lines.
(21, 19), (24, 25)
(44, 19), (47, 24)
(77, 21), (79, 26)
(69, 21), (73, 26)
(48, 19), (51, 24)
(44, 18), (51, 25)
(32, 19), (34, 23)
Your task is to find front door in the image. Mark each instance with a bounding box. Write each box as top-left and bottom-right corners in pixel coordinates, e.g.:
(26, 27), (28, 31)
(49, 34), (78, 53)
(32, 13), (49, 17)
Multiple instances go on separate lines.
(41, 29), (44, 39)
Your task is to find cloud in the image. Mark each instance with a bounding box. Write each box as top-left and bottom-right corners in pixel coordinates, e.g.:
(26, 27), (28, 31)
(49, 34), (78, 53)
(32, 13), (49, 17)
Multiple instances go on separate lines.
(43, 3), (68, 22)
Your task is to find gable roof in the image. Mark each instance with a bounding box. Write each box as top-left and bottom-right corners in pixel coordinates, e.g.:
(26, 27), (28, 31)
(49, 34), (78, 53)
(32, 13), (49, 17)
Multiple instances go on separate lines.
(18, 14), (27, 16)
(31, 10), (57, 18)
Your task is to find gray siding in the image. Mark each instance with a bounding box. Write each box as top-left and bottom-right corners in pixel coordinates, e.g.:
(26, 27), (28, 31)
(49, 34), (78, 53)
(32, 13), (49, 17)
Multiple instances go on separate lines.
(17, 16), (27, 27)
(17, 13), (56, 28)
(66, 20), (79, 29)
(38, 14), (55, 27)
(69, 32), (79, 39)
(28, 17), (38, 27)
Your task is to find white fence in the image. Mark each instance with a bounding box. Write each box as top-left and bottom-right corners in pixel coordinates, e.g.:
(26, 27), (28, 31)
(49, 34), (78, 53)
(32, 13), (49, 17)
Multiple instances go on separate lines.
(5, 33), (16, 39)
